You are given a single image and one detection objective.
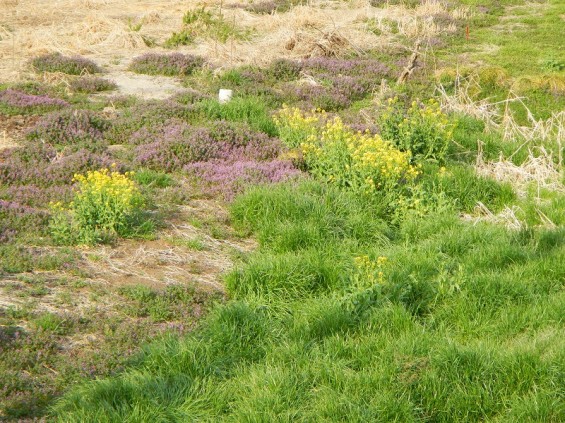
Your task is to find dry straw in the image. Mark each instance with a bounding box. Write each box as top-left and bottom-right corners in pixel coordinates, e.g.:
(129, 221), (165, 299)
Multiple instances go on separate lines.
(1, 0), (465, 80)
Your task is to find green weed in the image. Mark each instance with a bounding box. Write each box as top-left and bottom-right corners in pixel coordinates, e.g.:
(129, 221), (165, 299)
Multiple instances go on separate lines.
(166, 7), (253, 47)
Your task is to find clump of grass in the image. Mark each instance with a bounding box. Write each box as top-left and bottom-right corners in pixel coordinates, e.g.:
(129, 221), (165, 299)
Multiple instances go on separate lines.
(241, 0), (299, 14)
(133, 169), (175, 188)
(129, 53), (205, 77)
(30, 53), (102, 75)
(195, 97), (277, 136)
(69, 77), (117, 94)
(118, 284), (222, 322)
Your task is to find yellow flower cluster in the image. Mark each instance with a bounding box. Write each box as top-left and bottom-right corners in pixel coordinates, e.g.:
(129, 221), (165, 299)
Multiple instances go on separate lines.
(290, 110), (418, 193)
(380, 97), (454, 162)
(71, 167), (142, 237)
(273, 105), (327, 148)
(354, 255), (388, 286)
(49, 167), (147, 245)
(73, 168), (138, 209)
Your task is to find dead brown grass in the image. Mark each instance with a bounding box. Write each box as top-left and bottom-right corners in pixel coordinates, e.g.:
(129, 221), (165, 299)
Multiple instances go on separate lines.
(476, 147), (564, 198)
(0, 0), (467, 81)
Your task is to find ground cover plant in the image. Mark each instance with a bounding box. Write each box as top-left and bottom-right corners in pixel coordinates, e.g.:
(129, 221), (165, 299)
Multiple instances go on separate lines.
(0, 89), (69, 115)
(69, 77), (117, 94)
(1, 0), (564, 420)
(30, 53), (102, 75)
(129, 53), (205, 77)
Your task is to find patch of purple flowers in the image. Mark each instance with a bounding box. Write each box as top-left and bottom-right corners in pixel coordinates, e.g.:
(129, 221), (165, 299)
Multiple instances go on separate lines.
(300, 57), (390, 78)
(134, 121), (283, 171)
(107, 100), (194, 144)
(3, 185), (74, 207)
(278, 57), (391, 109)
(0, 199), (50, 240)
(70, 77), (117, 93)
(286, 83), (351, 111)
(0, 148), (117, 186)
(185, 159), (302, 199)
(0, 199), (46, 217)
(26, 109), (110, 147)
(129, 53), (205, 76)
(135, 124), (218, 172)
(0, 89), (69, 114)
(31, 53), (102, 75)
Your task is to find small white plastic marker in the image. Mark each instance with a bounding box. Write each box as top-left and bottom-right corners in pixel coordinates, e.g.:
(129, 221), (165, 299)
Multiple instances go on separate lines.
(219, 89), (233, 104)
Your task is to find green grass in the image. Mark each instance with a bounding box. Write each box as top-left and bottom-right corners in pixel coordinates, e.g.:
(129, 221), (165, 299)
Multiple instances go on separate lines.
(434, 0), (565, 121)
(461, 0), (565, 77)
(51, 181), (565, 421)
(195, 96), (278, 136)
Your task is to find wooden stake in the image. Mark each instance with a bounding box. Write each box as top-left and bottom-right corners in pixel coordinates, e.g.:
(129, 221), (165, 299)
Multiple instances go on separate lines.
(396, 40), (421, 85)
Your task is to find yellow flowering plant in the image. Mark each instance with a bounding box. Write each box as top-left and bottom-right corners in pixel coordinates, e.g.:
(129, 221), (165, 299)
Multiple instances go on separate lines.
(50, 167), (151, 244)
(353, 255), (388, 287)
(277, 108), (418, 194)
(379, 97), (454, 163)
(342, 254), (390, 315)
(273, 105), (327, 149)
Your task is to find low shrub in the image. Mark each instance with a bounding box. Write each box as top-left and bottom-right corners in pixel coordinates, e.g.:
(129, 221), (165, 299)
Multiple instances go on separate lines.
(268, 59), (303, 81)
(285, 83), (352, 111)
(1, 185), (73, 208)
(0, 200), (50, 241)
(185, 159), (302, 199)
(129, 53), (205, 76)
(300, 57), (390, 80)
(106, 100), (194, 144)
(134, 125), (218, 171)
(30, 53), (102, 75)
(26, 109), (110, 151)
(0, 147), (117, 187)
(134, 121), (283, 172)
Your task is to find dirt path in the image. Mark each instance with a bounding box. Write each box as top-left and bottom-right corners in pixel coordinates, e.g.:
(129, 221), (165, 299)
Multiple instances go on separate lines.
(105, 70), (184, 99)
(0, 198), (255, 314)
(0, 114), (39, 151)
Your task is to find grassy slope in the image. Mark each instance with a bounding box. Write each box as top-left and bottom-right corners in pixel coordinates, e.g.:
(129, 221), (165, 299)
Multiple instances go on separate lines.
(50, 1), (565, 421)
(1, 0), (562, 420)
(52, 182), (565, 421)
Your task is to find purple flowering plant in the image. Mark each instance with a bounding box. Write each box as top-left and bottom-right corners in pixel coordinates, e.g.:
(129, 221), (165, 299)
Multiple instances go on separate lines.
(129, 53), (205, 76)
(30, 53), (102, 75)
(0, 89), (69, 115)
